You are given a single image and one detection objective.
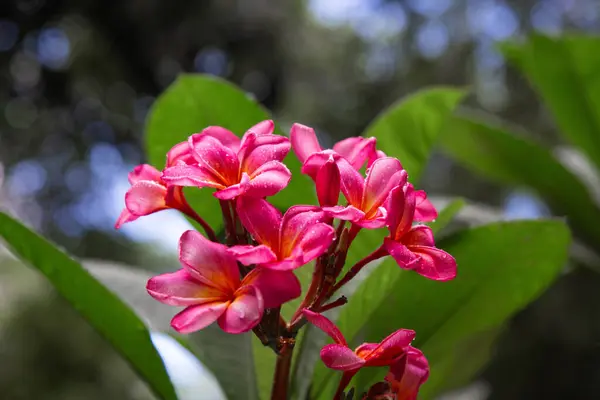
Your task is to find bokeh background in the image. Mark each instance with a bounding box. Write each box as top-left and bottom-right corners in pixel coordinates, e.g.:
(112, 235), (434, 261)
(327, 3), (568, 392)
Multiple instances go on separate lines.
(1, 0), (600, 399)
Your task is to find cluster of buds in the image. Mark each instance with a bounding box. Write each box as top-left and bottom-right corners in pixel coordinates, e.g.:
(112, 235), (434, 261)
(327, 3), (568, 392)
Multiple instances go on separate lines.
(116, 120), (457, 399)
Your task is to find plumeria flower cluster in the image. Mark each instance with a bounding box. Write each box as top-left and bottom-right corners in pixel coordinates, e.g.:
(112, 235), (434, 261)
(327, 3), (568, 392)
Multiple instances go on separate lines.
(116, 120), (457, 399)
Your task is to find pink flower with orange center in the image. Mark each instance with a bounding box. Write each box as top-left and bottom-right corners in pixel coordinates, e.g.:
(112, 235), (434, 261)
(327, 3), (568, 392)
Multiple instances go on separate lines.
(147, 230), (301, 334)
(161, 120), (292, 200)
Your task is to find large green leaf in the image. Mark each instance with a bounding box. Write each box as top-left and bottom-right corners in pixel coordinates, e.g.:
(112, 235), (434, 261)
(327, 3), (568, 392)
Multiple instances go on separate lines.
(428, 198), (465, 235)
(501, 34), (600, 172)
(145, 74), (272, 230)
(0, 213), (178, 400)
(440, 113), (600, 248)
(312, 220), (570, 399)
(361, 87), (466, 184)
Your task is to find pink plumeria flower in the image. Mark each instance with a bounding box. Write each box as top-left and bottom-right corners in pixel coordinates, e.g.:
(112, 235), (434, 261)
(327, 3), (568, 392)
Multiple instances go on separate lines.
(147, 230), (301, 334)
(115, 141), (195, 228)
(317, 156), (408, 229)
(162, 120), (292, 200)
(383, 185), (457, 281)
(303, 309), (417, 399)
(385, 346), (430, 400)
(229, 197), (336, 271)
(290, 123), (384, 180)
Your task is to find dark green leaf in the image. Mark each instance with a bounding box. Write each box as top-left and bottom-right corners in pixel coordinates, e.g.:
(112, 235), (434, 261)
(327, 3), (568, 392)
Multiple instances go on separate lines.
(313, 220), (570, 399)
(501, 34), (600, 172)
(0, 213), (178, 400)
(440, 113), (600, 248)
(361, 87), (466, 184)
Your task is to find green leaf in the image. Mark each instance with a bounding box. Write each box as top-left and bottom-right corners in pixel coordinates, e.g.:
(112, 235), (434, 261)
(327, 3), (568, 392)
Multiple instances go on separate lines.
(440, 113), (600, 249)
(0, 213), (178, 400)
(501, 34), (600, 172)
(428, 198), (465, 235)
(145, 74), (273, 230)
(361, 87), (466, 184)
(313, 220), (570, 399)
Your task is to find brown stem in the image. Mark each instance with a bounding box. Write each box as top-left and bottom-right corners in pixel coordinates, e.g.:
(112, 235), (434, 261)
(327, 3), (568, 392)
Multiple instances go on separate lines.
(181, 206), (218, 242)
(270, 339), (295, 400)
(316, 295), (348, 313)
(219, 200), (236, 244)
(330, 246), (387, 296)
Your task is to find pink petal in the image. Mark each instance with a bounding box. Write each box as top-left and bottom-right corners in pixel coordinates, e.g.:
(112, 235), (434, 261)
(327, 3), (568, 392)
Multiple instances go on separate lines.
(228, 244), (278, 266)
(199, 126), (242, 153)
(189, 134), (240, 185)
(386, 347), (430, 400)
(115, 208), (138, 229)
(288, 223), (336, 268)
(362, 157), (407, 214)
(166, 142), (194, 167)
(162, 164), (224, 188)
(333, 137), (377, 170)
(301, 150), (337, 180)
(404, 225), (436, 247)
(407, 245), (457, 281)
(414, 188), (437, 222)
(146, 269), (226, 306)
(236, 197), (282, 250)
(279, 206), (330, 256)
(316, 156), (341, 207)
(239, 133), (291, 175)
(321, 344), (366, 370)
(171, 301), (229, 334)
(367, 148), (387, 168)
(244, 119), (274, 137)
(242, 268), (301, 308)
(363, 328), (416, 366)
(336, 157), (366, 208)
(217, 285), (264, 334)
(128, 164), (162, 184)
(179, 230), (240, 292)
(125, 181), (168, 216)
(386, 185), (416, 241)
(244, 160), (291, 198)
(213, 172), (251, 200)
(303, 309), (347, 345)
(290, 123), (322, 164)
(384, 238), (420, 270)
(322, 205), (365, 223)
(355, 206), (387, 229)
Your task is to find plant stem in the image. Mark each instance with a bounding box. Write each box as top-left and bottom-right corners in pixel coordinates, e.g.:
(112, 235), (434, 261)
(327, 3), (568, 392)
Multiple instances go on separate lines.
(270, 339), (295, 400)
(219, 200), (236, 244)
(329, 246), (387, 296)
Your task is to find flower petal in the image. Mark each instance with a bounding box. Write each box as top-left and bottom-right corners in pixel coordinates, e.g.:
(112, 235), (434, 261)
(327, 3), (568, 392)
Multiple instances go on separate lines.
(362, 157), (407, 214)
(384, 238), (420, 270)
(290, 123), (322, 164)
(321, 344), (366, 370)
(236, 197), (282, 250)
(179, 230), (240, 292)
(407, 245), (457, 281)
(322, 205), (365, 223)
(166, 142), (194, 167)
(245, 119), (274, 137)
(333, 137), (377, 170)
(337, 157), (366, 208)
(414, 188), (437, 222)
(280, 206), (329, 257)
(242, 268), (301, 308)
(355, 207), (387, 229)
(146, 269), (226, 306)
(288, 223), (336, 268)
(128, 164), (163, 184)
(363, 328), (415, 366)
(213, 172), (251, 200)
(244, 160), (291, 198)
(171, 301), (229, 334)
(387, 185), (416, 240)
(189, 134), (240, 185)
(316, 156), (341, 207)
(162, 164), (224, 188)
(228, 244), (278, 266)
(386, 347), (430, 400)
(239, 133), (290, 175)
(199, 126), (242, 153)
(125, 181), (168, 216)
(115, 208), (138, 229)
(303, 309), (347, 345)
(218, 285), (264, 334)
(403, 225), (435, 247)
(301, 150), (337, 180)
